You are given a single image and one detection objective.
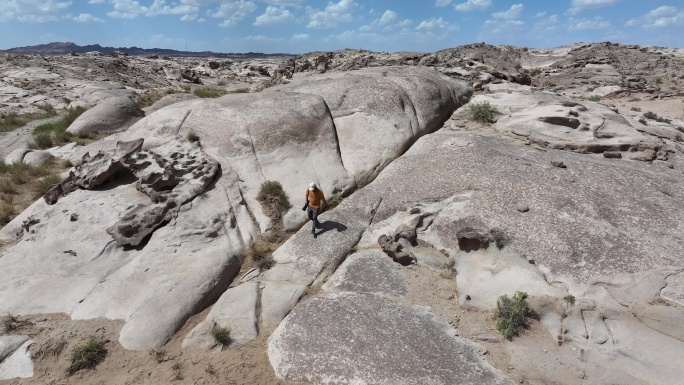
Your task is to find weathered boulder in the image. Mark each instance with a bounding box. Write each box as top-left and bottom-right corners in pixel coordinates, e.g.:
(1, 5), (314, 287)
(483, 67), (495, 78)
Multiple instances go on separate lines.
(268, 292), (512, 385)
(322, 250), (408, 296)
(22, 150), (54, 167)
(4, 148), (29, 165)
(66, 96), (144, 136)
(143, 93), (199, 114)
(0, 336), (33, 380)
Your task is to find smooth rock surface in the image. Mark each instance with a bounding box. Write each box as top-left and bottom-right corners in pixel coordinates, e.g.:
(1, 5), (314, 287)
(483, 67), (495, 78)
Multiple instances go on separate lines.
(0, 338), (33, 380)
(322, 250), (408, 296)
(66, 96), (144, 136)
(22, 150), (55, 167)
(268, 292), (512, 385)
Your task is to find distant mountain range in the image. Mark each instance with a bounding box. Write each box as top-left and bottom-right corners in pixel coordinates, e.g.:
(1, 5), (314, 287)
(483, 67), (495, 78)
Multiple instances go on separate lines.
(1, 42), (292, 58)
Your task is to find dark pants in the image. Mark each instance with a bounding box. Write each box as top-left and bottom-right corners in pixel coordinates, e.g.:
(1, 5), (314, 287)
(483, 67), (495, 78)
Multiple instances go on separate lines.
(307, 206), (319, 233)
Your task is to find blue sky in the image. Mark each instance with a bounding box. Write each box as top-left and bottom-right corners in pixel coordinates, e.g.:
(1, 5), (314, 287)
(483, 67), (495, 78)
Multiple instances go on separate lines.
(0, 1), (683, 54)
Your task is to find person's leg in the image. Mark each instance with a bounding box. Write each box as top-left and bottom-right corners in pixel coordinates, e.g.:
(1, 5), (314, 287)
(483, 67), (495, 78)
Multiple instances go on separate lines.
(311, 207), (319, 233)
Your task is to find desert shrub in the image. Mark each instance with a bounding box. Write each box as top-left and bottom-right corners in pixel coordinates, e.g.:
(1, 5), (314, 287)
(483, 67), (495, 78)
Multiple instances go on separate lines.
(193, 87), (228, 98)
(249, 239), (275, 270)
(0, 179), (18, 195)
(34, 174), (61, 198)
(149, 348), (168, 363)
(327, 193), (343, 209)
(205, 362), (216, 375)
(587, 95), (601, 102)
(529, 68), (542, 77)
(257, 180), (292, 210)
(187, 131), (200, 143)
(564, 295), (576, 306)
(36, 103), (57, 116)
(639, 118), (648, 125)
(172, 362), (183, 380)
(676, 126), (684, 133)
(31, 106), (87, 147)
(467, 101), (498, 124)
(489, 227), (509, 250)
(31, 132), (54, 149)
(630, 106), (641, 112)
(217, 80), (227, 86)
(0, 113), (22, 132)
(3, 313), (19, 333)
(212, 325), (232, 347)
(496, 291), (532, 341)
(0, 203), (14, 225)
(229, 88), (250, 93)
(643, 111), (658, 120)
(643, 111), (672, 124)
(66, 338), (107, 375)
(137, 88), (186, 108)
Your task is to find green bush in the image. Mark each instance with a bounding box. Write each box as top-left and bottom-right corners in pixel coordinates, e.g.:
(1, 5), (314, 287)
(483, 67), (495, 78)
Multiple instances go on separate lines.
(467, 101), (498, 124)
(193, 87), (228, 98)
(327, 193), (343, 209)
(229, 88), (250, 93)
(563, 295), (576, 306)
(0, 113), (22, 132)
(496, 291), (532, 341)
(489, 227), (509, 250)
(32, 132), (54, 149)
(586, 95), (601, 102)
(212, 325), (232, 347)
(217, 80), (227, 86)
(187, 131), (200, 143)
(257, 180), (292, 211)
(66, 338), (107, 375)
(643, 111), (672, 124)
(31, 106), (87, 147)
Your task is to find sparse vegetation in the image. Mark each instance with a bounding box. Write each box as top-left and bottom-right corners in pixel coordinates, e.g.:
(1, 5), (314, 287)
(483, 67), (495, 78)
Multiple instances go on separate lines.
(136, 88), (187, 108)
(193, 87), (228, 98)
(643, 111), (672, 124)
(66, 338), (107, 375)
(529, 68), (542, 77)
(249, 239), (275, 270)
(489, 227), (509, 250)
(187, 131), (200, 143)
(0, 160), (64, 225)
(30, 106), (88, 149)
(212, 325), (232, 347)
(587, 95), (602, 102)
(327, 193), (343, 209)
(676, 126), (684, 133)
(564, 295), (576, 306)
(217, 79), (227, 86)
(0, 113), (23, 132)
(205, 362), (216, 375)
(229, 88), (250, 93)
(3, 313), (20, 333)
(149, 348), (168, 363)
(467, 101), (498, 124)
(496, 291), (533, 341)
(257, 180), (292, 211)
(171, 362), (183, 380)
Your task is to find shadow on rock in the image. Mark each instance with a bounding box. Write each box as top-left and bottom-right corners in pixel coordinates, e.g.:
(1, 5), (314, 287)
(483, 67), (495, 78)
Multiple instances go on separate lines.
(314, 220), (347, 237)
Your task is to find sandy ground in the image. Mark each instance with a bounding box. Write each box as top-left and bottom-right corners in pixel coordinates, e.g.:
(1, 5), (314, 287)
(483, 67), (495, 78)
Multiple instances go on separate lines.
(1, 308), (302, 385)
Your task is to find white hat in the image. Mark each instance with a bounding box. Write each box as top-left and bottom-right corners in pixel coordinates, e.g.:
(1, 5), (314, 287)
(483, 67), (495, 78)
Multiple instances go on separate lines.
(309, 182), (317, 191)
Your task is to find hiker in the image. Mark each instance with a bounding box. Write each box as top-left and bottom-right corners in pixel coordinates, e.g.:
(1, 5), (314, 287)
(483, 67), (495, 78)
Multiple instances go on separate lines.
(302, 182), (326, 236)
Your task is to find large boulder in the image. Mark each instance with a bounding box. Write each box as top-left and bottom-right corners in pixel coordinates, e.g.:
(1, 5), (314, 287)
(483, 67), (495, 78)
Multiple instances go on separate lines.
(66, 96), (144, 136)
(268, 292), (512, 385)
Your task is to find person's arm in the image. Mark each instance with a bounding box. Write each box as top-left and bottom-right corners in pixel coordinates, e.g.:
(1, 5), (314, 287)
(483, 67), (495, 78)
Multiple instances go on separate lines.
(302, 191), (309, 211)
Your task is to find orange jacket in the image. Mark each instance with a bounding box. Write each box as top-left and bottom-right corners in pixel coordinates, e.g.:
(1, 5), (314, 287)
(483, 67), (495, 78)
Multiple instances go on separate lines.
(306, 188), (326, 209)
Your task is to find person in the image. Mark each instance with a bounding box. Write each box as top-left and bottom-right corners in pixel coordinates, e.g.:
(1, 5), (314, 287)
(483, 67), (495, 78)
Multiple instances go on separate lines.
(302, 182), (326, 236)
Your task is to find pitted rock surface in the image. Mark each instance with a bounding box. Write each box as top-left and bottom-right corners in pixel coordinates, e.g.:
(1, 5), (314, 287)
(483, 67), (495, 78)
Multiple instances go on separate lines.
(268, 292), (512, 385)
(44, 138), (219, 246)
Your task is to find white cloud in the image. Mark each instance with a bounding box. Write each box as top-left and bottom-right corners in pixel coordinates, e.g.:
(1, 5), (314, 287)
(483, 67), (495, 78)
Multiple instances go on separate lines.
(260, 0), (304, 6)
(307, 0), (358, 29)
(435, 0), (452, 6)
(73, 13), (104, 23)
(88, 0), (105, 3)
(492, 3), (523, 20)
(416, 17), (459, 32)
(209, 0), (258, 27)
(483, 18), (525, 34)
(253, 6), (294, 26)
(568, 0), (620, 15)
(106, 0), (201, 19)
(568, 16), (611, 30)
(627, 6), (684, 28)
(0, 0), (72, 23)
(361, 9), (412, 30)
(533, 14), (559, 33)
(535, 11), (546, 18)
(454, 0), (491, 12)
(292, 33), (310, 40)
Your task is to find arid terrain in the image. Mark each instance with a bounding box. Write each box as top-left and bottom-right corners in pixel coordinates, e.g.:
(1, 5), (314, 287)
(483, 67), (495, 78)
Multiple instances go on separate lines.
(1, 41), (684, 385)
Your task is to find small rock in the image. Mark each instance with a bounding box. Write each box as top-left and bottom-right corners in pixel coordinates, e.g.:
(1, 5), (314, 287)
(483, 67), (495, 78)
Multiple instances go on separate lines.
(550, 160), (567, 168)
(516, 203), (529, 213)
(603, 151), (622, 159)
(465, 295), (471, 300)
(70, 213), (79, 221)
(668, 164), (674, 169)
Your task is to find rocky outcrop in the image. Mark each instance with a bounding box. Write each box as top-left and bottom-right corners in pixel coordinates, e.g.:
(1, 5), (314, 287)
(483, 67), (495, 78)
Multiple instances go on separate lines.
(268, 292), (513, 385)
(66, 96), (144, 136)
(0, 336), (33, 380)
(45, 138), (219, 246)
